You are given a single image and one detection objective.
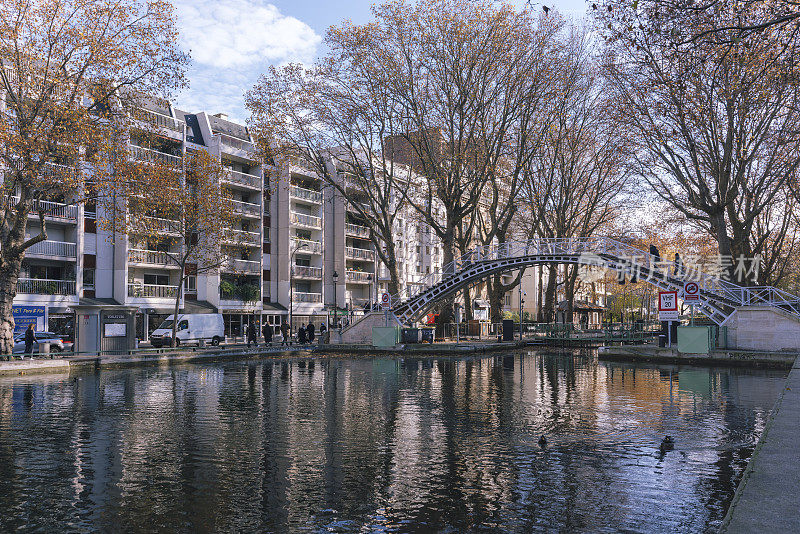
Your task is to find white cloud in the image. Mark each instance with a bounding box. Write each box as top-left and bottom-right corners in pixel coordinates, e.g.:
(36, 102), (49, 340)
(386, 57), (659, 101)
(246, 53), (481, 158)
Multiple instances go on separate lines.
(172, 0), (321, 121)
(175, 0), (321, 68)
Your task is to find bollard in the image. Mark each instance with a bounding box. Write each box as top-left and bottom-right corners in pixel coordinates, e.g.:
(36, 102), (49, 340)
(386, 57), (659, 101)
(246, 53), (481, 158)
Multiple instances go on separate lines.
(39, 342), (50, 359)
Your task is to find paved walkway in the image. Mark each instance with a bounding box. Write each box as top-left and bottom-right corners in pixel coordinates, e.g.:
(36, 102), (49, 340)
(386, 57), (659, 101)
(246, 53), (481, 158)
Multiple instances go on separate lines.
(721, 357), (800, 532)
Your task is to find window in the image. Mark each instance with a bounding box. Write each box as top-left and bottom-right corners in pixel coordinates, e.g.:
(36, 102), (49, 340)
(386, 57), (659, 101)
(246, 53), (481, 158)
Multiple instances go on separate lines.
(144, 273), (170, 286)
(426, 266), (430, 274)
(83, 268), (95, 290)
(178, 320), (189, 331)
(426, 246), (430, 254)
(504, 295), (511, 306)
(184, 275), (196, 293)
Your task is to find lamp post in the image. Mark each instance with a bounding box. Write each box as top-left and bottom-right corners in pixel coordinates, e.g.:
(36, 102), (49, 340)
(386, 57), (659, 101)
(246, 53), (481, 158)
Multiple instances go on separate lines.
(332, 270), (339, 329)
(367, 273), (373, 310)
(289, 241), (309, 339)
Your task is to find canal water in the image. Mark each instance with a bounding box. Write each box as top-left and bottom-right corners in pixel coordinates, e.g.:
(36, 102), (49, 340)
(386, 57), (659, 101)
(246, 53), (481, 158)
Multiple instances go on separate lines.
(0, 351), (785, 533)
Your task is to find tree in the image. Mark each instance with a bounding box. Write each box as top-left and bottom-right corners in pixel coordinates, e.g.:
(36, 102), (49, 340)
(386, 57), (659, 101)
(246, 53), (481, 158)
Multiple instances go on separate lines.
(102, 149), (238, 347)
(521, 25), (630, 322)
(246, 56), (413, 295)
(598, 0), (800, 282)
(0, 0), (186, 353)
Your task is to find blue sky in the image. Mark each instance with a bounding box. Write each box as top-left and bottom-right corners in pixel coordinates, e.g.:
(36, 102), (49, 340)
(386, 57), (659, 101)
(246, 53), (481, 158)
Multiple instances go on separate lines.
(173, 0), (590, 123)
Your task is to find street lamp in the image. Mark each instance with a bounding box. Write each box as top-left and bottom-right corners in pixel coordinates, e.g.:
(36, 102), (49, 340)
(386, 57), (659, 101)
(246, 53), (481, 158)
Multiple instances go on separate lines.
(289, 240), (309, 338)
(332, 270), (339, 328)
(518, 269), (526, 341)
(367, 273), (373, 310)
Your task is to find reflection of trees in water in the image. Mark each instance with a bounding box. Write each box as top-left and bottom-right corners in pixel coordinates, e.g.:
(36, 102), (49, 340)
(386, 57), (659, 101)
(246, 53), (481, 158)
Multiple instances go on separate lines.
(0, 356), (785, 532)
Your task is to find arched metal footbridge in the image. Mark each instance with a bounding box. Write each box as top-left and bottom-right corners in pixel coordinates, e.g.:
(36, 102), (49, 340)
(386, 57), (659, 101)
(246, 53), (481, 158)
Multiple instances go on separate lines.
(389, 237), (800, 326)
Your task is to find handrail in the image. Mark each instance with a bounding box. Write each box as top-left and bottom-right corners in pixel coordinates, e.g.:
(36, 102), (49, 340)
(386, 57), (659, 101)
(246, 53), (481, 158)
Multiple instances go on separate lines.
(290, 212), (322, 228)
(290, 185), (322, 203)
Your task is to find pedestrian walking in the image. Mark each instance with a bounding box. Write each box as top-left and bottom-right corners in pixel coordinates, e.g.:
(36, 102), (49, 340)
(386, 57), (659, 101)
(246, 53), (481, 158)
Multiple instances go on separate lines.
(24, 323), (35, 358)
(247, 321), (258, 348)
(263, 322), (273, 345)
(319, 323), (326, 336)
(281, 323), (290, 346)
(307, 322), (315, 342)
(298, 324), (307, 344)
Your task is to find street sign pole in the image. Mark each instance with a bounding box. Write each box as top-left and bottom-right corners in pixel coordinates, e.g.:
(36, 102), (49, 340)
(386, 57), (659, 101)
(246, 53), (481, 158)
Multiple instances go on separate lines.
(668, 321), (672, 347)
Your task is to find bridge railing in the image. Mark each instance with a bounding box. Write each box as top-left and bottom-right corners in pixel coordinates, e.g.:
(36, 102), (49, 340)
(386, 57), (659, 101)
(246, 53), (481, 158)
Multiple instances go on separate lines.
(389, 237), (800, 322)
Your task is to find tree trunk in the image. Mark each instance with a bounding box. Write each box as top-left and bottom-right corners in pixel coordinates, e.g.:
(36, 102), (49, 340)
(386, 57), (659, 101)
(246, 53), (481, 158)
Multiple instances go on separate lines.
(438, 224), (456, 325)
(170, 267), (185, 348)
(565, 266), (579, 324)
(542, 265), (558, 323)
(0, 256), (23, 356)
(537, 265), (544, 322)
(711, 210), (735, 281)
(488, 274), (504, 325)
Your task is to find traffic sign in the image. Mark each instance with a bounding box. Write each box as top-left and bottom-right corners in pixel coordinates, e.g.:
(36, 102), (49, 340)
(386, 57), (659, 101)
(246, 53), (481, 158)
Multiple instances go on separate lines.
(683, 281), (700, 302)
(658, 291), (678, 311)
(659, 291), (678, 321)
(380, 292), (392, 310)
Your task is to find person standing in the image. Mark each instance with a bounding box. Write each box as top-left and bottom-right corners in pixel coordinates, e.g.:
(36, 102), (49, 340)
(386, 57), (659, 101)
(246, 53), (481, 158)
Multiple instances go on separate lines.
(24, 324), (35, 358)
(247, 321), (258, 348)
(307, 322), (315, 342)
(298, 324), (307, 344)
(263, 322), (273, 345)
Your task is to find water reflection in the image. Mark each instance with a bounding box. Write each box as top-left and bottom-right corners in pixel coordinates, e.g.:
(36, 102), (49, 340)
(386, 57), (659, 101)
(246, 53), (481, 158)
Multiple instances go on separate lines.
(0, 351), (785, 533)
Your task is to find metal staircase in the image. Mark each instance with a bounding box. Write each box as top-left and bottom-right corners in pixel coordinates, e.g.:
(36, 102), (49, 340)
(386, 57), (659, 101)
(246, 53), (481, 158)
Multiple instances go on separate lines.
(390, 238), (800, 325)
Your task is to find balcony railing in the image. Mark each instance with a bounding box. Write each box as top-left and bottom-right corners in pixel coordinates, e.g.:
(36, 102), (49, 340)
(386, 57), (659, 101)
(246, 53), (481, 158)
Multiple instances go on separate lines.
(290, 212), (322, 229)
(222, 258), (261, 274)
(127, 283), (178, 298)
(128, 249), (173, 265)
(292, 292), (322, 303)
(293, 266), (322, 279)
(132, 108), (185, 132)
(228, 199), (261, 217)
(216, 133), (254, 152)
(346, 246), (375, 261)
(223, 229), (261, 246)
(346, 270), (372, 283)
(130, 145), (182, 167)
(26, 240), (77, 259)
(346, 223), (370, 238)
(290, 185), (322, 203)
(16, 278), (75, 295)
(223, 169), (261, 189)
(292, 238), (322, 254)
(142, 216), (180, 234)
(12, 197), (78, 220)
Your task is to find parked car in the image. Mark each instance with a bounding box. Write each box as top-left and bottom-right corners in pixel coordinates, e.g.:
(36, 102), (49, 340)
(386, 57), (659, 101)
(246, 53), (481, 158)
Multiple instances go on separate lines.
(150, 313), (225, 348)
(12, 332), (66, 354)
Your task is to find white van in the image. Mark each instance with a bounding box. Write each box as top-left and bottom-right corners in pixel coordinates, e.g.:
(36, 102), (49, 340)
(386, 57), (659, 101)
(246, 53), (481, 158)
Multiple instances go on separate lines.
(150, 314), (225, 348)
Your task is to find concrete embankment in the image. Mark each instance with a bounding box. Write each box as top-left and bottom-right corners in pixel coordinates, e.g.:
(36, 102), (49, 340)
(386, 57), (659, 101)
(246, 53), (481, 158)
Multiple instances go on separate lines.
(598, 345), (797, 369)
(720, 358), (800, 533)
(0, 341), (531, 375)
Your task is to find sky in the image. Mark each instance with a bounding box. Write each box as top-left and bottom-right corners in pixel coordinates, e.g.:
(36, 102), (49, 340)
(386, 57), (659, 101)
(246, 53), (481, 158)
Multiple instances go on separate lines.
(172, 0), (590, 124)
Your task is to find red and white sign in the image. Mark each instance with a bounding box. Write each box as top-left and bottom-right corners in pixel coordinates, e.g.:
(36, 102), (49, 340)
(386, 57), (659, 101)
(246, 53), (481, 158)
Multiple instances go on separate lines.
(380, 292), (392, 310)
(683, 281), (700, 303)
(659, 291), (679, 321)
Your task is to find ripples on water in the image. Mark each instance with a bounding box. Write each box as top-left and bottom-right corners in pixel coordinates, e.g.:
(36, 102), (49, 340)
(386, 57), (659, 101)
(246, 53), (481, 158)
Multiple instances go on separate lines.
(0, 350), (785, 533)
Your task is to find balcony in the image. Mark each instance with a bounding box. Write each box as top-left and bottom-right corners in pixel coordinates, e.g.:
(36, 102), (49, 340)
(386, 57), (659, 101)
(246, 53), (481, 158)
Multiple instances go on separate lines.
(223, 228), (261, 246)
(346, 223), (371, 238)
(290, 185), (322, 204)
(291, 238), (322, 255)
(228, 199), (261, 218)
(127, 283), (178, 298)
(292, 292), (322, 303)
(222, 258), (261, 274)
(346, 270), (372, 284)
(132, 108), (185, 132)
(346, 246), (375, 261)
(129, 145), (182, 167)
(25, 240), (77, 259)
(12, 197), (78, 221)
(128, 249), (175, 266)
(223, 169), (261, 189)
(216, 133), (254, 153)
(16, 278), (75, 295)
(142, 216), (180, 235)
(293, 266), (322, 279)
(347, 200), (370, 214)
(290, 212), (322, 229)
